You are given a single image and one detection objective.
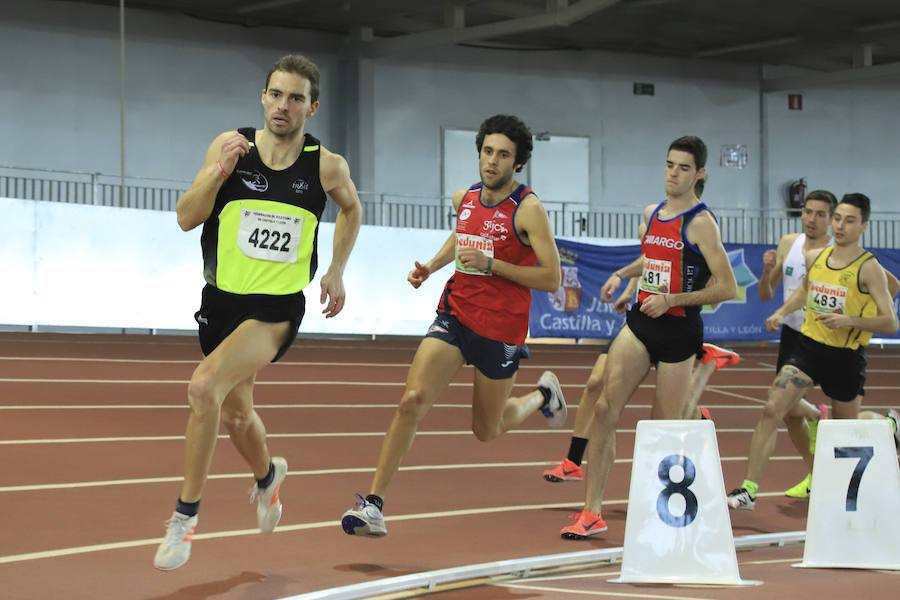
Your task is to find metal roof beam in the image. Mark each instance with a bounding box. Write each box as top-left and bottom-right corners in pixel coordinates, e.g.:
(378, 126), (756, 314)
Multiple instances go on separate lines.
(234, 0), (312, 15)
(365, 0), (621, 57)
(762, 60), (900, 92)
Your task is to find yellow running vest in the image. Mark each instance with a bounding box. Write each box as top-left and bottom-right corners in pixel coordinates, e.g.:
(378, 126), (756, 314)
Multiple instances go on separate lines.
(801, 246), (876, 349)
(200, 129), (326, 296)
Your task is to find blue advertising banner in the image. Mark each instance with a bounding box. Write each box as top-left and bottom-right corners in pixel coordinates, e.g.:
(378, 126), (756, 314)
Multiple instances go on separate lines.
(530, 238), (900, 342)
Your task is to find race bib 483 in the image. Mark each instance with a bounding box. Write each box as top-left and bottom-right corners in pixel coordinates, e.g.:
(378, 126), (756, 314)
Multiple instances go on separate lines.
(808, 281), (848, 314)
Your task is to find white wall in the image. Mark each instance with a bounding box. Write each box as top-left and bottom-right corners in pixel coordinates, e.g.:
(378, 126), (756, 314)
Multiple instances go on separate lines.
(0, 197), (448, 335)
(3, 0), (900, 216)
(372, 48), (762, 210)
(765, 81), (900, 213)
(0, 1), (341, 181)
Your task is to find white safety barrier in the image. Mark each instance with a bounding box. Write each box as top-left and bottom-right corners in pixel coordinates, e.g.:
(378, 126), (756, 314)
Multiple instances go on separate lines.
(611, 420), (757, 585)
(795, 419), (900, 570)
(279, 532), (799, 599)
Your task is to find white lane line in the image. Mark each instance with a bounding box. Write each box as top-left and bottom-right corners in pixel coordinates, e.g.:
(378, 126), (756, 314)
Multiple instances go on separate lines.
(9, 379), (899, 392)
(0, 403), (481, 410)
(0, 492), (789, 566)
(0, 338), (419, 352)
(0, 356), (803, 372)
(0, 357), (595, 370)
(704, 387), (767, 405)
(0, 453), (792, 493)
(0, 427), (775, 446)
(499, 582), (714, 599)
(0, 402), (791, 411)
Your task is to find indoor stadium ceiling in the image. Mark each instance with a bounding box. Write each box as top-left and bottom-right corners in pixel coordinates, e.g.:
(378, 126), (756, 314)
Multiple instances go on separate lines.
(60, 0), (900, 72)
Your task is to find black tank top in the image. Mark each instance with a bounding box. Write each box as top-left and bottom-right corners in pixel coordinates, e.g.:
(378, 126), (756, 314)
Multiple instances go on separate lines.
(200, 128), (327, 296)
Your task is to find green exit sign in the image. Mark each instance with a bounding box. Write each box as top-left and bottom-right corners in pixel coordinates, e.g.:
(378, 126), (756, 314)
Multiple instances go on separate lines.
(633, 82), (655, 96)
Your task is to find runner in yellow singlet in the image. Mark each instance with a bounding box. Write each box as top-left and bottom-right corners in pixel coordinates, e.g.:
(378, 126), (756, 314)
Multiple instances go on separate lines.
(728, 193), (899, 510)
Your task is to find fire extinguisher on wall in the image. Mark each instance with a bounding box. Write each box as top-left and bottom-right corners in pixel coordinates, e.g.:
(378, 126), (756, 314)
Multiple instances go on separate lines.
(786, 178), (807, 216)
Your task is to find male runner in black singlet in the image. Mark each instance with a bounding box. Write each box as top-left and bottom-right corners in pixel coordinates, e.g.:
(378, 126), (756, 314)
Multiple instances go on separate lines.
(154, 54), (362, 570)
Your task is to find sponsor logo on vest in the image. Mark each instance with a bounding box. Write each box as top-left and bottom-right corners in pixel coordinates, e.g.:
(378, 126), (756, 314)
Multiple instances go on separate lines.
(482, 220), (509, 235)
(291, 178), (309, 194)
(493, 210), (508, 219)
(644, 234), (683, 249)
(462, 200), (475, 208)
(457, 235), (494, 253)
(237, 170), (269, 193)
(810, 281), (847, 298)
(459, 208), (472, 221)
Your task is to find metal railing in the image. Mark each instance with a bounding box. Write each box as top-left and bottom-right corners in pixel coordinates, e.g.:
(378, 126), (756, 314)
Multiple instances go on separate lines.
(3, 165), (899, 247)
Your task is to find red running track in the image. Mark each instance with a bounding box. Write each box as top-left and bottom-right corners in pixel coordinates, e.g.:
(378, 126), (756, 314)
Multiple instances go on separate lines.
(0, 333), (898, 599)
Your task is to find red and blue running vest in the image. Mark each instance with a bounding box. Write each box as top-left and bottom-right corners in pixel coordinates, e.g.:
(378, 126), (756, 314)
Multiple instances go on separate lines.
(637, 200), (713, 317)
(438, 183), (538, 344)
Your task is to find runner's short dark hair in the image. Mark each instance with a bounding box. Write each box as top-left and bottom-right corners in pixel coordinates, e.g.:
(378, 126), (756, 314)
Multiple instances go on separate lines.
(668, 136), (707, 170)
(804, 190), (838, 213)
(265, 54), (320, 102)
(476, 115), (533, 173)
(839, 193), (871, 223)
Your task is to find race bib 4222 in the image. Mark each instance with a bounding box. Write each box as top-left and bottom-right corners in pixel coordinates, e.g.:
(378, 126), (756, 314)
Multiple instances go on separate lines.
(237, 209), (303, 263)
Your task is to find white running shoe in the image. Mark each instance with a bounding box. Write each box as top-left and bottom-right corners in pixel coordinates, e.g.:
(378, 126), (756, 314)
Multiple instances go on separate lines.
(537, 370), (567, 429)
(153, 512), (198, 571)
(341, 494), (387, 537)
(726, 488), (756, 511)
(249, 456), (288, 533)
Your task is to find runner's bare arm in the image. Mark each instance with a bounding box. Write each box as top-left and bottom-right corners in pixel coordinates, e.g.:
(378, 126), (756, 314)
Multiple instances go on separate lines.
(320, 149), (362, 273)
(408, 190), (465, 288)
(428, 189), (467, 272)
(319, 148), (362, 317)
(667, 213), (737, 308)
(176, 131), (249, 231)
(600, 205), (653, 301)
(885, 267), (900, 298)
(759, 233), (796, 302)
(482, 194), (561, 291)
(613, 277), (639, 313)
(766, 276), (807, 331)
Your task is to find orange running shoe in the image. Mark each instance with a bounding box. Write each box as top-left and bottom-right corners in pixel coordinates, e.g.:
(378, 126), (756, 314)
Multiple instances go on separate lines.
(700, 343), (741, 370)
(560, 508), (608, 540)
(543, 458), (584, 482)
(698, 407), (713, 421)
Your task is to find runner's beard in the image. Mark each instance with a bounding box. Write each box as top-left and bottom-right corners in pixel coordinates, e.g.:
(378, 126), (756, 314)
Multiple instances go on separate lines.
(482, 170), (512, 191)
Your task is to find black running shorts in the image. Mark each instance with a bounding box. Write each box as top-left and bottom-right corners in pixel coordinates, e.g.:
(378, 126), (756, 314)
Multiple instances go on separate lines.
(625, 303), (703, 364)
(194, 284), (305, 362)
(783, 332), (866, 402)
(776, 325), (802, 373)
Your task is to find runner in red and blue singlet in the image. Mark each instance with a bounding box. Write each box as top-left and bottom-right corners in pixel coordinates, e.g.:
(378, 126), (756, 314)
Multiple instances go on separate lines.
(341, 115), (568, 539)
(438, 181), (537, 346)
(562, 136), (738, 540)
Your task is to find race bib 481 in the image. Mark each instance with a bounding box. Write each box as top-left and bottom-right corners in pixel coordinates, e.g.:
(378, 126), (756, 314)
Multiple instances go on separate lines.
(639, 257), (673, 294)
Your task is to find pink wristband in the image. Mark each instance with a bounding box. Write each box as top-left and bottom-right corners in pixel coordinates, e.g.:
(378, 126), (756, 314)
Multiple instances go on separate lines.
(215, 160), (229, 178)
